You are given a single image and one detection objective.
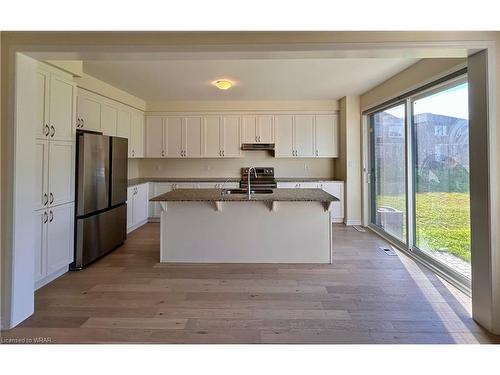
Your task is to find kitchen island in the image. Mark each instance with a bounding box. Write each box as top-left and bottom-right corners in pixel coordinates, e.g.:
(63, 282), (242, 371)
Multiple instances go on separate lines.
(151, 188), (338, 263)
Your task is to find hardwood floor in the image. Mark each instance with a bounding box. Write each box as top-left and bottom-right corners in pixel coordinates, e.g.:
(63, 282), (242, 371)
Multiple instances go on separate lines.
(2, 223), (499, 344)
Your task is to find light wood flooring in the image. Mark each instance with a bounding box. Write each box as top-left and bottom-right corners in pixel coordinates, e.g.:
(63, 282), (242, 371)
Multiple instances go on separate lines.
(2, 224), (499, 344)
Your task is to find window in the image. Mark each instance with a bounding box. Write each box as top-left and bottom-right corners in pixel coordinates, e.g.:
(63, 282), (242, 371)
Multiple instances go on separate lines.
(367, 74), (470, 282)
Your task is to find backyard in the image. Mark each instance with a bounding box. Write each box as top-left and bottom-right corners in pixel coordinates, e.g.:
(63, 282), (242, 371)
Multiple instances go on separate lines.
(377, 192), (471, 263)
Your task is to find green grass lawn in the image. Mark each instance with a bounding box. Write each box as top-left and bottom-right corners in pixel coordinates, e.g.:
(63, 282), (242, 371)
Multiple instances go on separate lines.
(377, 192), (471, 263)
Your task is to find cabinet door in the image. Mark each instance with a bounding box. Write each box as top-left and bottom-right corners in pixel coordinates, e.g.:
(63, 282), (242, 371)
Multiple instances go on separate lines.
(49, 74), (75, 141)
(166, 117), (183, 157)
(34, 209), (47, 282)
(133, 184), (149, 224)
(48, 140), (75, 207)
(47, 203), (74, 274)
(145, 117), (164, 158)
(153, 183), (173, 217)
(321, 182), (344, 220)
(221, 116), (241, 157)
(274, 115), (294, 157)
(294, 115), (315, 157)
(117, 110), (132, 156)
(315, 114), (338, 157)
(35, 69), (50, 139)
(203, 116), (221, 157)
(127, 187), (135, 229)
(34, 140), (49, 211)
(258, 115), (274, 143)
(242, 116), (257, 143)
(184, 117), (203, 157)
(101, 103), (118, 136)
(130, 112), (145, 158)
(77, 93), (101, 131)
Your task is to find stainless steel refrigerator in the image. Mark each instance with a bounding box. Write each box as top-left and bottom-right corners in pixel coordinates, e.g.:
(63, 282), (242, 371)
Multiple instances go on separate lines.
(71, 132), (128, 270)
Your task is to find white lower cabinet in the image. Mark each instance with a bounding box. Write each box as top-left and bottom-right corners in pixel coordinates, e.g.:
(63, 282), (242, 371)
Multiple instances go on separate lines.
(34, 202), (74, 289)
(127, 183), (149, 232)
(277, 181), (344, 223)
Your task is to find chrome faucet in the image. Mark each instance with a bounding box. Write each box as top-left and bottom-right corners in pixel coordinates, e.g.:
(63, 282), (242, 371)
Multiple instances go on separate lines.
(247, 167), (257, 200)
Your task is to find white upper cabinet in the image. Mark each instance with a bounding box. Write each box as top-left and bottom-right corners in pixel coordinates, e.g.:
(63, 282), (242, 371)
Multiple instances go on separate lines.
(166, 117), (183, 157)
(35, 69), (50, 139)
(258, 115), (274, 143)
(242, 115), (273, 143)
(221, 116), (241, 157)
(184, 117), (203, 158)
(36, 67), (76, 141)
(101, 103), (118, 136)
(145, 116), (164, 158)
(48, 140), (75, 207)
(274, 115), (294, 157)
(49, 75), (76, 141)
(242, 116), (257, 143)
(204, 116), (222, 157)
(77, 91), (101, 132)
(117, 109), (131, 138)
(294, 115), (315, 157)
(315, 114), (339, 157)
(130, 111), (145, 158)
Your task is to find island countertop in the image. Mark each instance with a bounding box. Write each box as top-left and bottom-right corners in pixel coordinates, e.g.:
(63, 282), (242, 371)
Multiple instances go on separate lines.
(150, 188), (339, 203)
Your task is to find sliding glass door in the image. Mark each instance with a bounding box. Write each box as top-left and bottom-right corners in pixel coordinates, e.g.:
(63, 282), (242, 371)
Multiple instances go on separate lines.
(368, 74), (470, 283)
(369, 103), (407, 244)
(412, 79), (470, 278)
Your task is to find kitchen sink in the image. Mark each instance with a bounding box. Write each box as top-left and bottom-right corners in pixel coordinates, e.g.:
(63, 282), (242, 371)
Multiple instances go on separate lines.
(221, 189), (274, 195)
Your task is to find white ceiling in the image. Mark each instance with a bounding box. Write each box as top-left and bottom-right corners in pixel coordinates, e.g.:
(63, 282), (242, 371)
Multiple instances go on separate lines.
(83, 58), (418, 101)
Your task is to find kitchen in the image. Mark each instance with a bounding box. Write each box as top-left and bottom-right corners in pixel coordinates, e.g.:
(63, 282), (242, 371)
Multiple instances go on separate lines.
(2, 32), (498, 345)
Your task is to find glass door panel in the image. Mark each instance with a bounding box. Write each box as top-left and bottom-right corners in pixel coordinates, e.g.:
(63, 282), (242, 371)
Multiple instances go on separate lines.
(370, 103), (407, 243)
(412, 81), (471, 278)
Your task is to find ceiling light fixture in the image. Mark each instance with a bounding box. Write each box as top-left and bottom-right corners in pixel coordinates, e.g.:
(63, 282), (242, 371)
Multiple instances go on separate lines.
(212, 79), (233, 90)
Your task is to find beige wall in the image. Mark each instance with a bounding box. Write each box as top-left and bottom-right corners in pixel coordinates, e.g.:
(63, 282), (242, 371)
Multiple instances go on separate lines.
(74, 72), (146, 111)
(335, 96), (361, 225)
(132, 153), (335, 179)
(361, 58), (466, 110)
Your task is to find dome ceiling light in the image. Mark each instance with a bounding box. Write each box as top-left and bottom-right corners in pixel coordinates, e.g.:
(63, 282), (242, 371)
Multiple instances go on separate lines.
(212, 79), (234, 90)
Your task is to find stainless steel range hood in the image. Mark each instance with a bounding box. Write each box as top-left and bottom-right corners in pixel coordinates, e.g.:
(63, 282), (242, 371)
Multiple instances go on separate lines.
(241, 143), (275, 151)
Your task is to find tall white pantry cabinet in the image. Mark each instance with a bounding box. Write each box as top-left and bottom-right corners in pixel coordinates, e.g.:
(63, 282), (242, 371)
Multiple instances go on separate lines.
(34, 63), (76, 289)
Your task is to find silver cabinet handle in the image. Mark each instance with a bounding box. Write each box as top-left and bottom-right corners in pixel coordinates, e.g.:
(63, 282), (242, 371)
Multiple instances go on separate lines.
(222, 150), (225, 157)
(161, 150), (165, 157)
(82, 119), (85, 126)
(219, 150), (222, 156)
(50, 125), (55, 137)
(43, 193), (48, 206)
(76, 119), (80, 128)
(255, 136), (258, 142)
(43, 211), (48, 224)
(49, 210), (54, 222)
(315, 150), (318, 156)
(132, 150), (135, 157)
(45, 124), (50, 136)
(49, 192), (54, 204)
(258, 136), (261, 142)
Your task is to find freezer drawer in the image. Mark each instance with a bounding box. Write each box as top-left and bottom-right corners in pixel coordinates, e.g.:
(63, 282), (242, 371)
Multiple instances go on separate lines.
(72, 204), (126, 269)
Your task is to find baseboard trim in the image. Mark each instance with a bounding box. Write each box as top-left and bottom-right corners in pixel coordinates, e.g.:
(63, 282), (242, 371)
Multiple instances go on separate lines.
(148, 217), (160, 223)
(35, 265), (69, 291)
(127, 219), (148, 234)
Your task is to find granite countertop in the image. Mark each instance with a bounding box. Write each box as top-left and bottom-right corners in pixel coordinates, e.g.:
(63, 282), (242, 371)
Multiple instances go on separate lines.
(128, 177), (241, 187)
(150, 188), (339, 203)
(129, 177), (342, 187)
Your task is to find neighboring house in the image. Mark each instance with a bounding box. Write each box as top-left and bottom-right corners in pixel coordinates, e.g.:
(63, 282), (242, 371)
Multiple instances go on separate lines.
(373, 112), (469, 195)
